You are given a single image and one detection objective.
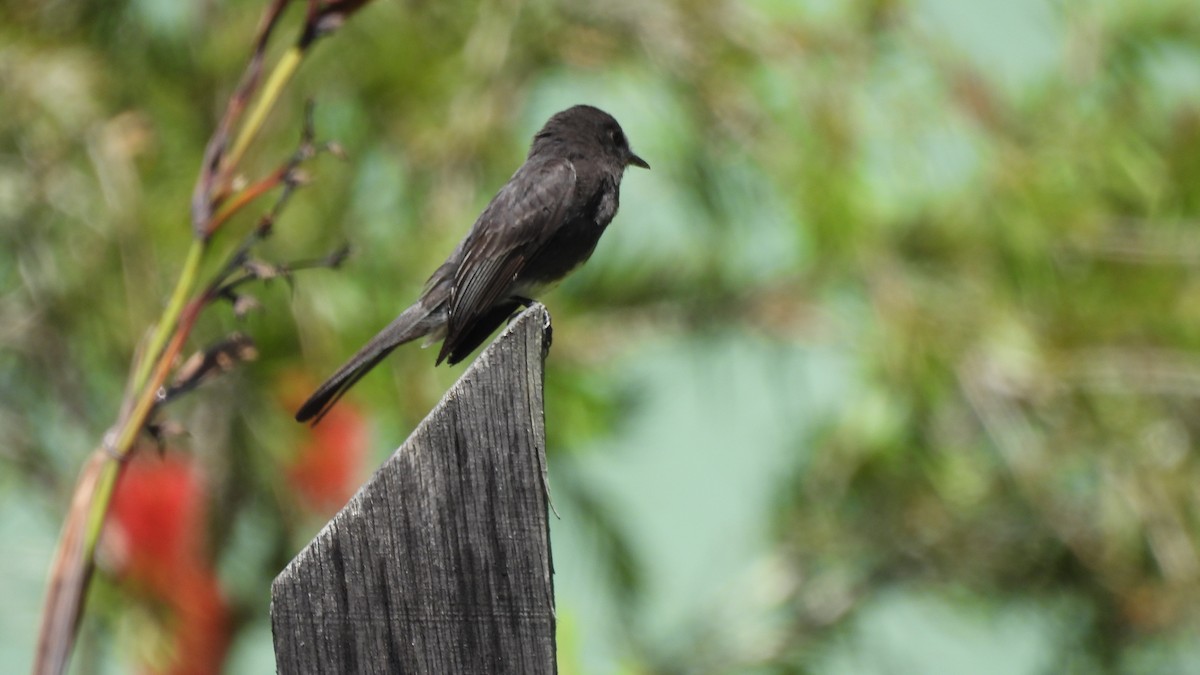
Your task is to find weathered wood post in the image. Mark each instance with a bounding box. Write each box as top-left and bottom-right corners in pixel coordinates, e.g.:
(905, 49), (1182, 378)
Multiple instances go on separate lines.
(271, 304), (556, 674)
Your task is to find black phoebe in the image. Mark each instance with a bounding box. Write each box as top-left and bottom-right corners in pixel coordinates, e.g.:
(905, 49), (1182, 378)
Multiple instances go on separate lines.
(295, 104), (649, 423)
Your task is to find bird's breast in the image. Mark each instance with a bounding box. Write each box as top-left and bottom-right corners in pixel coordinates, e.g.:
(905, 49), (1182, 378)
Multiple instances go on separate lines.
(521, 211), (607, 286)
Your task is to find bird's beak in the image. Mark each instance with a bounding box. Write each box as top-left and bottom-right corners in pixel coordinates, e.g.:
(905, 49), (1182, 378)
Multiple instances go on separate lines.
(628, 151), (650, 170)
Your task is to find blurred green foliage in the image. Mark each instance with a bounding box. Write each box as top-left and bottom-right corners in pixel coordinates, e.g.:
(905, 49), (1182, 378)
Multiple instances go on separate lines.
(4, 0), (1200, 672)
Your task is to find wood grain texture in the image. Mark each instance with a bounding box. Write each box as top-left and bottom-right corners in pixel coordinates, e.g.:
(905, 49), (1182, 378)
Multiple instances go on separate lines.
(272, 304), (555, 674)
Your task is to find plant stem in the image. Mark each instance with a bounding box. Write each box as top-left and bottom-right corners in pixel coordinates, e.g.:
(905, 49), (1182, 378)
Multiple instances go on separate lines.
(130, 240), (205, 392)
(223, 46), (304, 181)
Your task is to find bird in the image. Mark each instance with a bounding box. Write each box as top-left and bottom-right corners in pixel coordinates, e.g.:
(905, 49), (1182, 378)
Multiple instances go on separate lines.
(295, 104), (649, 424)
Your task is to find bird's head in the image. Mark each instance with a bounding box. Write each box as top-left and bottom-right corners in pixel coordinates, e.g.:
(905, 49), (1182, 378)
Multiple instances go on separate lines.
(534, 105), (650, 171)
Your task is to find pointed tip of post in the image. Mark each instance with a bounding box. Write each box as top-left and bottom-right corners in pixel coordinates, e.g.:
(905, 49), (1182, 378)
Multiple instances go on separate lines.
(272, 304), (556, 673)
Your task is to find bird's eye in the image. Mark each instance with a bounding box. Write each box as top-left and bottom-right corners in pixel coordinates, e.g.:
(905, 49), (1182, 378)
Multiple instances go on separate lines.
(608, 127), (624, 145)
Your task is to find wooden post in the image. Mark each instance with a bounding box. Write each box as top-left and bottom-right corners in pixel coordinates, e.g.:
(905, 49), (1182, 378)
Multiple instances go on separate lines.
(271, 304), (556, 674)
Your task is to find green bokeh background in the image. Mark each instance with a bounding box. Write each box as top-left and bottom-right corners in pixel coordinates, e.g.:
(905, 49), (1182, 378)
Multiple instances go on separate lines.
(5, 0), (1200, 672)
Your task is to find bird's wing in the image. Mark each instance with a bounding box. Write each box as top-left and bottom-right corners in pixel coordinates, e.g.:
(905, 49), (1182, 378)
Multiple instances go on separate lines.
(437, 157), (576, 364)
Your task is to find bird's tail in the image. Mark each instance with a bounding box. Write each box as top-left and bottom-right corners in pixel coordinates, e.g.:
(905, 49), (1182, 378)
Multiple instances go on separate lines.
(295, 302), (442, 424)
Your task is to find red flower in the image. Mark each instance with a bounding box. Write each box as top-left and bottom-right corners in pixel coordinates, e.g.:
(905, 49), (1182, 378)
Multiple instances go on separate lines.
(280, 372), (368, 515)
(104, 454), (231, 675)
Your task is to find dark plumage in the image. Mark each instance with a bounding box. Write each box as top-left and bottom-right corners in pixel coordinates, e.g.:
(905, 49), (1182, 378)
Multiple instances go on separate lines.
(295, 105), (648, 423)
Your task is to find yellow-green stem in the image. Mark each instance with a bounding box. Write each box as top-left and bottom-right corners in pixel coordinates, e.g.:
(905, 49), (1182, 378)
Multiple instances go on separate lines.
(85, 461), (120, 549)
(131, 240), (205, 392)
(224, 46), (304, 179)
